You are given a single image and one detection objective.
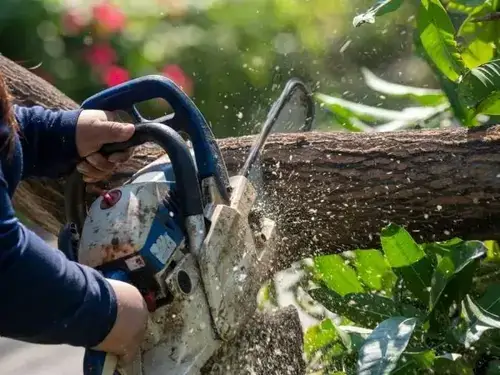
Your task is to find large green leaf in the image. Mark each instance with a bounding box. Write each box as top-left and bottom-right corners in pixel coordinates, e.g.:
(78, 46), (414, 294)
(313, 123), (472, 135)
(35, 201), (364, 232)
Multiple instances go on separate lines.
(429, 240), (487, 310)
(417, 0), (467, 82)
(309, 287), (400, 328)
(458, 59), (500, 115)
(356, 316), (418, 375)
(352, 0), (405, 27)
(457, 0), (500, 69)
(360, 67), (447, 106)
(354, 249), (397, 293)
(314, 254), (364, 296)
(461, 294), (500, 348)
(380, 224), (434, 304)
(315, 92), (448, 125)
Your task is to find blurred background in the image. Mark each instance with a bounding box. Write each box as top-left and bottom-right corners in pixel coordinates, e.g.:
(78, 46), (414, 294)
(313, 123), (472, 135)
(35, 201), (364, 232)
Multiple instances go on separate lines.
(0, 0), (439, 138)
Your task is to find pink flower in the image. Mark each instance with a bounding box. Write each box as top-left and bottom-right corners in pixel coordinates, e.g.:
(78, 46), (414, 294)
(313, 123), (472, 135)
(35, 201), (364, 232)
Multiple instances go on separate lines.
(162, 64), (193, 94)
(85, 43), (117, 67)
(92, 2), (126, 33)
(61, 9), (87, 35)
(102, 65), (130, 87)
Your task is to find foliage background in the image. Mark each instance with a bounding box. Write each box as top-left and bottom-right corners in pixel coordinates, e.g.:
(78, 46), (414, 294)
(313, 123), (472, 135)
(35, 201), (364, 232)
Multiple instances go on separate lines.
(0, 0), (433, 138)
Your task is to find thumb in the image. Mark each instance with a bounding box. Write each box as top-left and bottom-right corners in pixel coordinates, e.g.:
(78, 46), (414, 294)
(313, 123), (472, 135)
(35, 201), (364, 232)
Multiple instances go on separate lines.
(99, 121), (136, 145)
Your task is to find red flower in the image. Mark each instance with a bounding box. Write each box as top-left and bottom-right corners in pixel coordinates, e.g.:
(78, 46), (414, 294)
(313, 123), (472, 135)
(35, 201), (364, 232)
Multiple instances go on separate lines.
(102, 65), (130, 87)
(92, 2), (126, 33)
(162, 64), (193, 94)
(85, 43), (117, 67)
(61, 9), (87, 35)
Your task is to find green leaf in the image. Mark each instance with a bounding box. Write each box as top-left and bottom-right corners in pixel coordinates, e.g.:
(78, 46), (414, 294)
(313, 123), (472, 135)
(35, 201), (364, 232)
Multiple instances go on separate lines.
(434, 353), (474, 375)
(361, 67), (447, 106)
(315, 92), (448, 125)
(356, 316), (418, 375)
(314, 254), (364, 296)
(458, 59), (500, 115)
(339, 325), (373, 351)
(452, 0), (487, 6)
(429, 240), (487, 310)
(461, 294), (500, 347)
(380, 224), (434, 304)
(352, 0), (405, 27)
(392, 350), (436, 374)
(309, 287), (400, 328)
(484, 240), (500, 262)
(478, 283), (500, 315)
(354, 249), (397, 293)
(304, 318), (342, 359)
(417, 0), (467, 81)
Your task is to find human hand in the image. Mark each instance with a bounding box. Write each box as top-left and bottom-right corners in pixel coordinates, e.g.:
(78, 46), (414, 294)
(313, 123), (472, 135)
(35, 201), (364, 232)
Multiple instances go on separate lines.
(76, 110), (136, 183)
(94, 279), (149, 364)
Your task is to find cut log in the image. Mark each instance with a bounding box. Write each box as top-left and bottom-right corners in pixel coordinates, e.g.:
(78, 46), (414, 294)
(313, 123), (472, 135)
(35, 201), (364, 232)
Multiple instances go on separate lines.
(4, 54), (500, 374)
(5, 51), (500, 271)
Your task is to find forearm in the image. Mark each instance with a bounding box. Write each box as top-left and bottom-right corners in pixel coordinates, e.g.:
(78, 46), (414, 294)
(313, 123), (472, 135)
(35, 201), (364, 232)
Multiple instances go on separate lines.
(14, 104), (82, 178)
(0, 182), (117, 347)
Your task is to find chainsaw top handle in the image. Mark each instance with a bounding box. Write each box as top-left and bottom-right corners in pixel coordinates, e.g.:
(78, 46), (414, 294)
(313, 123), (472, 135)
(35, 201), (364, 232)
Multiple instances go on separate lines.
(65, 122), (204, 234)
(80, 74), (230, 202)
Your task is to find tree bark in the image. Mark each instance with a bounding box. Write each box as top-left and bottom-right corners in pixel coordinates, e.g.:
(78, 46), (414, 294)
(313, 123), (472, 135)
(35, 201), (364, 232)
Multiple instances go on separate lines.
(4, 54), (500, 374)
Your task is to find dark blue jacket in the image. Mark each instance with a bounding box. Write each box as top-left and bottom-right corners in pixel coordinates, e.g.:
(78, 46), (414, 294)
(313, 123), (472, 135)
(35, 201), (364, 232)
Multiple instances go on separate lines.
(0, 105), (117, 347)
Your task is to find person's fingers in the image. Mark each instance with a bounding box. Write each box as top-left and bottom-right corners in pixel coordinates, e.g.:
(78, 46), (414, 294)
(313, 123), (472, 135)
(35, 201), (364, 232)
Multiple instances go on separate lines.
(108, 149), (134, 163)
(98, 121), (135, 145)
(86, 152), (115, 173)
(77, 160), (111, 182)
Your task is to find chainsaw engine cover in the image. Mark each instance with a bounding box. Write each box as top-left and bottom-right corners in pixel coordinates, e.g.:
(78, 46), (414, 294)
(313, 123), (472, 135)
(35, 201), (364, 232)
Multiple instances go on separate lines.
(78, 180), (185, 287)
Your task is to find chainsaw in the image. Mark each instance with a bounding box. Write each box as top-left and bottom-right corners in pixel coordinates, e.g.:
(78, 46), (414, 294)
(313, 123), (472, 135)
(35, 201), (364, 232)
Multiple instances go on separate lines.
(57, 75), (314, 375)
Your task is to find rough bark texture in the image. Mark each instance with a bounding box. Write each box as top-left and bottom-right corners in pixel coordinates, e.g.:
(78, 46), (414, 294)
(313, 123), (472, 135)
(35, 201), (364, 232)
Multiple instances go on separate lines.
(4, 54), (500, 374)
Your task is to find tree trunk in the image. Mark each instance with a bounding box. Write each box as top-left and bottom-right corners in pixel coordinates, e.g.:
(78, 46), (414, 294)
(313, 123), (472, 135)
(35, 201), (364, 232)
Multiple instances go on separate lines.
(4, 54), (500, 374)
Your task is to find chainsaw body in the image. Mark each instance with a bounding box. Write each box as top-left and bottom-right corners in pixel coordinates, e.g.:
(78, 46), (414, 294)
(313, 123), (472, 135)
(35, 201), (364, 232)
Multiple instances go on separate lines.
(59, 75), (313, 375)
(77, 160), (275, 374)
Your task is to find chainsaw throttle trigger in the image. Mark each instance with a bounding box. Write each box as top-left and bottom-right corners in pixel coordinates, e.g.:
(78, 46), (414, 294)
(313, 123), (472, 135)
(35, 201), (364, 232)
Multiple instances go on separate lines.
(80, 74), (230, 202)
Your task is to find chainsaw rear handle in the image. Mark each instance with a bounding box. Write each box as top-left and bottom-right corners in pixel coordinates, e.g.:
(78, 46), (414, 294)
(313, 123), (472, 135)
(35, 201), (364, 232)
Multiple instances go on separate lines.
(83, 269), (129, 375)
(81, 74), (230, 202)
(65, 122), (204, 234)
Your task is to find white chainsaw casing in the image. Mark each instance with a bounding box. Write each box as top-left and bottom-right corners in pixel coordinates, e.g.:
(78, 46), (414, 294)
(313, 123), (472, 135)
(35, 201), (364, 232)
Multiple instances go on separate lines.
(78, 152), (277, 375)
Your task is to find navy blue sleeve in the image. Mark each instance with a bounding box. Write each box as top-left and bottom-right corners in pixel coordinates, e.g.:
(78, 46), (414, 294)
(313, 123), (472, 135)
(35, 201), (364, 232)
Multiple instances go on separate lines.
(13, 104), (83, 179)
(0, 168), (118, 347)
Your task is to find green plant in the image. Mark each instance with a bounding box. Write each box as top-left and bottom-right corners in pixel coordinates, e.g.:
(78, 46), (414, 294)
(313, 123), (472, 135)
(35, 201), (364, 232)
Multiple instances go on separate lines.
(302, 224), (500, 374)
(316, 0), (500, 131)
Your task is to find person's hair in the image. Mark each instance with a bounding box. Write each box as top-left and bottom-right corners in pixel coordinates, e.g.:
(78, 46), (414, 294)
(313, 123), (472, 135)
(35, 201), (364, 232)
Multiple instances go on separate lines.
(0, 71), (19, 156)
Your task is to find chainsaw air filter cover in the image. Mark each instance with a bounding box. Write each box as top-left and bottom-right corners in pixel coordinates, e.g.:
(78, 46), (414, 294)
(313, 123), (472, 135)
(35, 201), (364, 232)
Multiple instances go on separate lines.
(77, 180), (185, 277)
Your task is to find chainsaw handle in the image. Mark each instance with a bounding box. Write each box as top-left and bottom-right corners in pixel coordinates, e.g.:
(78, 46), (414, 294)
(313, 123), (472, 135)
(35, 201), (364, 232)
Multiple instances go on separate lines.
(65, 122), (204, 233)
(83, 269), (129, 375)
(81, 74), (230, 202)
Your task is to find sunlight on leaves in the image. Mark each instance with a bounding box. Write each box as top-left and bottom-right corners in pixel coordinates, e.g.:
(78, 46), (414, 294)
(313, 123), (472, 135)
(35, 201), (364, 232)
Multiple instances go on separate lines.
(417, 0), (467, 81)
(361, 67), (447, 106)
(356, 316), (418, 375)
(458, 59), (500, 115)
